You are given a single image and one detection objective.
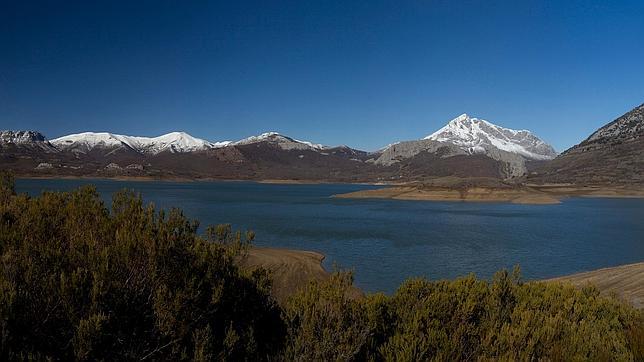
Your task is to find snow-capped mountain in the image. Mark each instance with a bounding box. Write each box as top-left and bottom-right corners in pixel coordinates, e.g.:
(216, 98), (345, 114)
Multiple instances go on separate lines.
(0, 131), (58, 152)
(233, 132), (327, 150)
(51, 132), (228, 154)
(424, 114), (557, 160)
(50, 130), (327, 155)
(371, 114), (557, 178)
(136, 132), (231, 154)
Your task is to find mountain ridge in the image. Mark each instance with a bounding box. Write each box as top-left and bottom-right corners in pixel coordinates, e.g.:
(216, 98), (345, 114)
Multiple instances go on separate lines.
(528, 103), (644, 185)
(24, 113), (557, 157)
(0, 113), (566, 182)
(51, 131), (230, 155)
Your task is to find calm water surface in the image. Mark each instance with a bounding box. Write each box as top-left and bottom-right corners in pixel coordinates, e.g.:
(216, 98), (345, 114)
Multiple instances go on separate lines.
(15, 179), (644, 293)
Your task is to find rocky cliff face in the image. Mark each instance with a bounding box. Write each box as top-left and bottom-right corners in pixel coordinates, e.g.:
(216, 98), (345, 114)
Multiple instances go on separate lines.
(1, 131), (46, 144)
(372, 139), (465, 166)
(0, 131), (57, 152)
(574, 104), (644, 151)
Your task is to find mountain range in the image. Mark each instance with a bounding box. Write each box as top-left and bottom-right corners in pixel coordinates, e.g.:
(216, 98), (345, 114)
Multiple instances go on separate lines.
(2, 105), (642, 186)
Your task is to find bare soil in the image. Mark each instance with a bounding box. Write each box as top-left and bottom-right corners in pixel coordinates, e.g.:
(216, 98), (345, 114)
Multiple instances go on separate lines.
(545, 262), (644, 309)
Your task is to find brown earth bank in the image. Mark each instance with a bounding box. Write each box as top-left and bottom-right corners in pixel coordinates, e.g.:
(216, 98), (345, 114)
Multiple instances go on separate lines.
(527, 184), (644, 199)
(333, 185), (562, 204)
(545, 262), (644, 309)
(242, 247), (644, 309)
(333, 177), (644, 204)
(332, 177), (562, 204)
(240, 247), (362, 304)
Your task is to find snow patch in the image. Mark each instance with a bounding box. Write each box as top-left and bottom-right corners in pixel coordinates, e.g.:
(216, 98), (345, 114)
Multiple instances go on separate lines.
(233, 132), (327, 150)
(51, 131), (227, 154)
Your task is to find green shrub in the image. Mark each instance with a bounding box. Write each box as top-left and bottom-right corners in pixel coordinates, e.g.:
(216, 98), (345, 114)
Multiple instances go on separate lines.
(283, 272), (371, 361)
(0, 184), (284, 360)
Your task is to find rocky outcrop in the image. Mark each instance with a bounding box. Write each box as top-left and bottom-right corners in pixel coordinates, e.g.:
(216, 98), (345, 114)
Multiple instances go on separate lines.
(0, 131), (57, 152)
(530, 103), (644, 185)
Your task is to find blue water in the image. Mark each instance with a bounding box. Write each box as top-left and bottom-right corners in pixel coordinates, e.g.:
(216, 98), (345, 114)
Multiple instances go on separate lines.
(15, 179), (644, 293)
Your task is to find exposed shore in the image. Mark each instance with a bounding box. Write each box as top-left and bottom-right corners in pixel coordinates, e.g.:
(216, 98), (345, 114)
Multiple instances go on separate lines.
(240, 247), (362, 303)
(241, 247), (327, 304)
(333, 183), (644, 205)
(529, 184), (644, 199)
(545, 262), (644, 309)
(333, 185), (562, 204)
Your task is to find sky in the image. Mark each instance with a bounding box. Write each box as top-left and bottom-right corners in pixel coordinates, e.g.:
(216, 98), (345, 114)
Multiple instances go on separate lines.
(1, 1), (643, 152)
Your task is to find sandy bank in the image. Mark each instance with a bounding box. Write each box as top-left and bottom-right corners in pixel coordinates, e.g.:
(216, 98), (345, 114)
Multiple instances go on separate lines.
(256, 179), (326, 185)
(240, 247), (331, 303)
(240, 247), (363, 303)
(334, 181), (644, 205)
(529, 184), (644, 199)
(544, 262), (644, 309)
(333, 186), (561, 205)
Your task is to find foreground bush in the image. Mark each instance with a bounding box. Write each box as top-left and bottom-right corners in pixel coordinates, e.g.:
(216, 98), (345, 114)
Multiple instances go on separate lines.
(0, 174), (642, 360)
(283, 270), (643, 361)
(0, 181), (284, 360)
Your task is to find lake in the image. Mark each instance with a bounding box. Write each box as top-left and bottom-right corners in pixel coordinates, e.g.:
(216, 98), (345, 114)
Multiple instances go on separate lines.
(15, 178), (644, 293)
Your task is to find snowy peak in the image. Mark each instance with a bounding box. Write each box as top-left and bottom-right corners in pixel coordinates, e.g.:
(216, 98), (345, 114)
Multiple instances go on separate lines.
(52, 132), (132, 152)
(233, 132), (327, 150)
(137, 132), (230, 153)
(51, 132), (226, 154)
(233, 132), (288, 145)
(425, 114), (557, 160)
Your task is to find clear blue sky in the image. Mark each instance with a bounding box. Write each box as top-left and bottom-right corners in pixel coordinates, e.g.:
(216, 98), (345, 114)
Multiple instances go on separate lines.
(2, 1), (643, 151)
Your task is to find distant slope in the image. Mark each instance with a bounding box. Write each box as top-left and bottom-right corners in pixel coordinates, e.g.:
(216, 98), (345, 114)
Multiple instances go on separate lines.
(529, 104), (644, 185)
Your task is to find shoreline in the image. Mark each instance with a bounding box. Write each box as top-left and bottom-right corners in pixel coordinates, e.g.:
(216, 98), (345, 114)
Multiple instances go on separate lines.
(333, 184), (644, 204)
(17, 174), (391, 186)
(332, 186), (562, 205)
(240, 247), (362, 303)
(16, 175), (644, 204)
(246, 247), (644, 309)
(544, 261), (644, 309)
